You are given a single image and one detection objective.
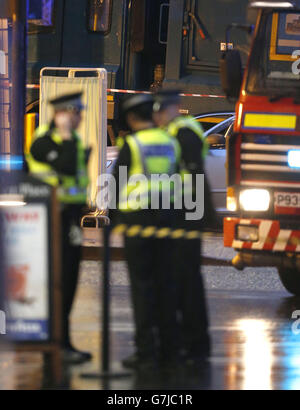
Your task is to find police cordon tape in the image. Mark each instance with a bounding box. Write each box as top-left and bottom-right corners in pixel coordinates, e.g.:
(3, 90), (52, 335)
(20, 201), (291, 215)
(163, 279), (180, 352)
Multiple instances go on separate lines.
(107, 88), (226, 99)
(22, 84), (226, 99)
(111, 223), (206, 239)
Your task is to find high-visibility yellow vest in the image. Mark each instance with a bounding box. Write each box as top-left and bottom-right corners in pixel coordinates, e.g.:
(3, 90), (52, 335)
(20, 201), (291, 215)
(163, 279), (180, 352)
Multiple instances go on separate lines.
(118, 128), (181, 212)
(166, 116), (208, 196)
(167, 115), (209, 159)
(27, 125), (89, 204)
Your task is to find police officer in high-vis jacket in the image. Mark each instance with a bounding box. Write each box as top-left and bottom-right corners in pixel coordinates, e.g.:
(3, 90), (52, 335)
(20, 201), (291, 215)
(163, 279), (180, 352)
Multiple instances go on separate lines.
(110, 94), (181, 374)
(153, 89), (216, 366)
(27, 92), (92, 364)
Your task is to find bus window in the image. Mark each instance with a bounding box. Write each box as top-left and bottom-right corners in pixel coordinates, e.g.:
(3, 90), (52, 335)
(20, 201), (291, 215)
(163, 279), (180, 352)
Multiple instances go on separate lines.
(28, 0), (55, 34)
(88, 0), (112, 34)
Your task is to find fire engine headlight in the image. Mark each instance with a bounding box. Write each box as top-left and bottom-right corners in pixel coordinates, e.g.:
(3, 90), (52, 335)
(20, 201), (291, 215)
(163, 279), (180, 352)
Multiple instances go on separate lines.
(239, 189), (270, 212)
(288, 150), (300, 169)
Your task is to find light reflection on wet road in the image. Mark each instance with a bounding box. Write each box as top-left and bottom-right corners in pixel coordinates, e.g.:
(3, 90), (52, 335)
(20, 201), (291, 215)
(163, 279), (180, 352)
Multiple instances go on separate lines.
(1, 233), (300, 390)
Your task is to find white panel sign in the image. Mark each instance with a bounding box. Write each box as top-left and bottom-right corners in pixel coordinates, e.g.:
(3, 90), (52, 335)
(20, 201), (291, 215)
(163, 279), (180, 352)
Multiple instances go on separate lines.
(40, 67), (107, 207)
(4, 204), (49, 341)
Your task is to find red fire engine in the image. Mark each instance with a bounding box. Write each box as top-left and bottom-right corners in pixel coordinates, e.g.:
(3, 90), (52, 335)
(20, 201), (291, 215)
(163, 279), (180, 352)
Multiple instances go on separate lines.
(221, 0), (300, 295)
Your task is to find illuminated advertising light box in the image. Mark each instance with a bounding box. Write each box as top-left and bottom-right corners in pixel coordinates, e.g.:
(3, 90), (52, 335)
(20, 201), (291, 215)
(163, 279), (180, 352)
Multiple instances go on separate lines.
(0, 173), (60, 343)
(4, 203), (49, 341)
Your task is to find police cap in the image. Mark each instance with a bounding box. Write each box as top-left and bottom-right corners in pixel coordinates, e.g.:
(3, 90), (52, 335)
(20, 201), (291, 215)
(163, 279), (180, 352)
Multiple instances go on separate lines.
(121, 94), (154, 115)
(153, 89), (181, 112)
(49, 92), (85, 112)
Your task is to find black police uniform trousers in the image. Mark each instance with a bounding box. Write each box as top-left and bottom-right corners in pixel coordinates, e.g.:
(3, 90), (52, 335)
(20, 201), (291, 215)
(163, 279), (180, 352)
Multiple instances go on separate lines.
(61, 204), (83, 348)
(122, 209), (179, 364)
(173, 209), (210, 357)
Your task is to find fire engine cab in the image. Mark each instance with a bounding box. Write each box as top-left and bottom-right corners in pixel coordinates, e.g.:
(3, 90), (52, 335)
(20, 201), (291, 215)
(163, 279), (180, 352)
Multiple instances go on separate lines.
(221, 0), (300, 295)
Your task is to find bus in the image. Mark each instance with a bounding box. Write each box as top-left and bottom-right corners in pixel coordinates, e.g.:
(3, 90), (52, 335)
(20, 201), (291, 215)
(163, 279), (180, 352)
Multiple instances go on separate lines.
(26, 0), (250, 143)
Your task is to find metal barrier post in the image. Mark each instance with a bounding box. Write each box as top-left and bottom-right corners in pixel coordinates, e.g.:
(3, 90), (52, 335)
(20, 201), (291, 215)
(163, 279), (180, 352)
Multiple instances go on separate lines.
(81, 224), (132, 380)
(102, 224), (110, 373)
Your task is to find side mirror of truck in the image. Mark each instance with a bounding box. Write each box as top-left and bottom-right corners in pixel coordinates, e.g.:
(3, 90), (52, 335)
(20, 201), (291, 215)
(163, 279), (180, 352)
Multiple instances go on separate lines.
(220, 50), (243, 100)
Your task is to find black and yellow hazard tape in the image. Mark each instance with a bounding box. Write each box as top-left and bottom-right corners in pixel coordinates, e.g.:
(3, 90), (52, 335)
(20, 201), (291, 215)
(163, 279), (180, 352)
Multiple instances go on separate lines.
(111, 224), (202, 240)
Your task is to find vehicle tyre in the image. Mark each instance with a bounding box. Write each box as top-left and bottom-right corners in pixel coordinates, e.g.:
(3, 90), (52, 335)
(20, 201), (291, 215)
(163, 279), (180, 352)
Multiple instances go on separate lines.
(278, 268), (300, 296)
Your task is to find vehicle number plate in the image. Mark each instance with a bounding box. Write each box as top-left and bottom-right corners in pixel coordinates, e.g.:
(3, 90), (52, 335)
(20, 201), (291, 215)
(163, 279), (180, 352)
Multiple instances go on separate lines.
(275, 192), (300, 209)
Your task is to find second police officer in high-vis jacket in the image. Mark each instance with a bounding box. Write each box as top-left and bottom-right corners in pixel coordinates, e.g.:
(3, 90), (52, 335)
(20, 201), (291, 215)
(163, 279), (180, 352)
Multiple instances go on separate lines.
(153, 89), (216, 366)
(110, 94), (181, 374)
(27, 92), (92, 364)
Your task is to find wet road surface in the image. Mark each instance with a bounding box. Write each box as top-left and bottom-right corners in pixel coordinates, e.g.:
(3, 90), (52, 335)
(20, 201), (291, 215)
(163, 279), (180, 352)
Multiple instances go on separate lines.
(1, 233), (300, 390)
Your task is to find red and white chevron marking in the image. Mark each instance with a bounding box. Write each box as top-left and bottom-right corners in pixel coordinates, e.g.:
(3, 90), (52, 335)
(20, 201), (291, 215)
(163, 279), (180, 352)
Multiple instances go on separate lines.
(224, 218), (300, 252)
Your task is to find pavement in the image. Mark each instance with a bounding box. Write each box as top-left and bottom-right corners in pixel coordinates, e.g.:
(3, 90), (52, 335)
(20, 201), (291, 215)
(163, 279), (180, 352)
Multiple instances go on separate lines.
(1, 233), (300, 390)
